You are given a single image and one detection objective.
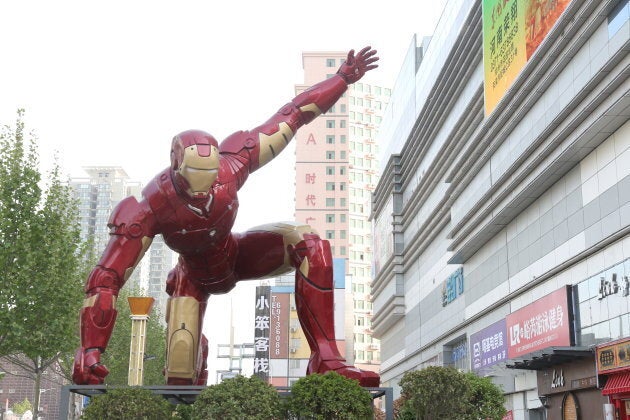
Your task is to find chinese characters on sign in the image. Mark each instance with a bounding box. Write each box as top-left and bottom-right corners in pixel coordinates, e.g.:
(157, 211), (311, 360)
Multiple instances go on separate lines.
(253, 286), (271, 381)
(482, 0), (573, 115)
(442, 267), (464, 307)
(470, 319), (508, 373)
(506, 286), (572, 359)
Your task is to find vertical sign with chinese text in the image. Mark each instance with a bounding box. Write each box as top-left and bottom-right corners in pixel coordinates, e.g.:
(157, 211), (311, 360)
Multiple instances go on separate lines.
(506, 286), (572, 359)
(253, 286), (271, 382)
(270, 293), (290, 359)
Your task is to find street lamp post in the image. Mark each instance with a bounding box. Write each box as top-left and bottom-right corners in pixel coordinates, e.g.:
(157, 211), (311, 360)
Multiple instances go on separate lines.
(127, 297), (155, 386)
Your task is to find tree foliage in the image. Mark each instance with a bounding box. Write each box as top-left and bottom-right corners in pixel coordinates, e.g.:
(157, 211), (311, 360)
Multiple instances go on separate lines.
(101, 287), (167, 385)
(287, 371), (373, 419)
(192, 375), (283, 420)
(464, 372), (507, 420)
(0, 109), (89, 419)
(398, 366), (506, 420)
(81, 387), (174, 420)
(12, 398), (33, 416)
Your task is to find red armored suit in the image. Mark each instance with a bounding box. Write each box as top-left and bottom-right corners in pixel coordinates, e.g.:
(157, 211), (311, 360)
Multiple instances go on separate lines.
(73, 47), (379, 387)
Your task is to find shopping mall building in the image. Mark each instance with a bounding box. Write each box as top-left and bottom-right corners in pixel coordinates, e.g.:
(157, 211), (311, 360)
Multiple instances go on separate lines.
(371, 0), (629, 418)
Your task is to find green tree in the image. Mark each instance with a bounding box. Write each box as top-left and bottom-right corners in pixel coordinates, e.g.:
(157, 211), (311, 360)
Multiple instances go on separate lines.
(80, 387), (174, 420)
(287, 371), (373, 419)
(101, 287), (167, 385)
(0, 110), (88, 420)
(12, 398), (33, 416)
(398, 367), (506, 420)
(399, 367), (470, 419)
(463, 372), (506, 420)
(192, 375), (282, 419)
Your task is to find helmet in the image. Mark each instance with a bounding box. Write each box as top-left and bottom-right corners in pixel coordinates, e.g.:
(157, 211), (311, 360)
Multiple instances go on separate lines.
(170, 130), (219, 198)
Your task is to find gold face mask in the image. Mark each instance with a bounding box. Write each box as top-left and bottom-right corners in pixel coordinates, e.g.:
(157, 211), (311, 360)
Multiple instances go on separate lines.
(177, 145), (219, 197)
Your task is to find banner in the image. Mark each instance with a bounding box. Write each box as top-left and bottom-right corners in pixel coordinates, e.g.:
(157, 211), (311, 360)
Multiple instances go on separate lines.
(470, 319), (508, 373)
(506, 286), (572, 358)
(483, 0), (572, 115)
(253, 286), (271, 381)
(269, 293), (290, 359)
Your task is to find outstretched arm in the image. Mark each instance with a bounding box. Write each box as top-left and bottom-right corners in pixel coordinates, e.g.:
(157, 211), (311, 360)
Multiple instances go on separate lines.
(220, 47), (378, 176)
(73, 196), (157, 384)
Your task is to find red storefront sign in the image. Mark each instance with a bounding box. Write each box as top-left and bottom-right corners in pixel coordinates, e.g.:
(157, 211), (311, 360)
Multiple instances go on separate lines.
(506, 286), (572, 359)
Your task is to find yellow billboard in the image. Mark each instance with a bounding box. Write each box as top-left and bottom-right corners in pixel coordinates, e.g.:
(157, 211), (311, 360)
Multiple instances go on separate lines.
(483, 0), (572, 116)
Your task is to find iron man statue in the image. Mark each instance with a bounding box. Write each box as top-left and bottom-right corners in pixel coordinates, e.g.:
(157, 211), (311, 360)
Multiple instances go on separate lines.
(73, 47), (380, 387)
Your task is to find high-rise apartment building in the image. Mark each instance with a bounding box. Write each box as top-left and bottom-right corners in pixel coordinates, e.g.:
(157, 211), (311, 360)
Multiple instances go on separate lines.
(294, 52), (390, 372)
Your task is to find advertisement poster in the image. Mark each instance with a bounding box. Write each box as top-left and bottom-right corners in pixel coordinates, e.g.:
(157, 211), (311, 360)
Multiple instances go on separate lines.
(506, 286), (572, 358)
(483, 0), (572, 115)
(470, 319), (508, 373)
(269, 293), (290, 359)
(253, 286), (271, 381)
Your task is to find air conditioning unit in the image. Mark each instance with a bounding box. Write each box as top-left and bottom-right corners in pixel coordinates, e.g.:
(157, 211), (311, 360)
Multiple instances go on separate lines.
(290, 348), (297, 353)
(290, 326), (298, 333)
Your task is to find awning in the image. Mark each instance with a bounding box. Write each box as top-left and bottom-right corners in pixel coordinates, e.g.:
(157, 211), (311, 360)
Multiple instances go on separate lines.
(602, 372), (630, 396)
(506, 346), (592, 370)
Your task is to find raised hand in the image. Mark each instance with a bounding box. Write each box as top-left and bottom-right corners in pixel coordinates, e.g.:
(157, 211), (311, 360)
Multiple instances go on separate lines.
(337, 46), (379, 84)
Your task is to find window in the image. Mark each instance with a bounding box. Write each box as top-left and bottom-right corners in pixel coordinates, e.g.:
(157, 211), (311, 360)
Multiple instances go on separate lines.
(340, 246), (346, 255)
(340, 151), (346, 159)
(326, 166), (335, 175)
(339, 182), (346, 191)
(326, 120), (335, 128)
(374, 86), (382, 95)
(340, 198), (346, 207)
(340, 135), (346, 143)
(326, 198), (335, 207)
(356, 98), (363, 106)
(327, 105), (335, 114)
(326, 182), (335, 191)
(340, 230), (346, 239)
(326, 230), (335, 239)
(326, 151), (335, 159)
(356, 83), (363, 92)
(339, 167), (346, 175)
(609, 0), (629, 38)
(326, 58), (336, 67)
(326, 135), (335, 144)
(340, 104), (346, 113)
(340, 120), (346, 128)
(340, 214), (346, 222)
(326, 214), (335, 223)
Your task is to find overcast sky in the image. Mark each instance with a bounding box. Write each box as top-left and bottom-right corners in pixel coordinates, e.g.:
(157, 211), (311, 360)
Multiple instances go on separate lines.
(1, 0), (448, 381)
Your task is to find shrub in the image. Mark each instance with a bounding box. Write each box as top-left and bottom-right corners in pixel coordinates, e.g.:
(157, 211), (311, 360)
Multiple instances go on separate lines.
(80, 387), (173, 420)
(192, 375), (282, 419)
(287, 371), (373, 419)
